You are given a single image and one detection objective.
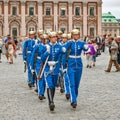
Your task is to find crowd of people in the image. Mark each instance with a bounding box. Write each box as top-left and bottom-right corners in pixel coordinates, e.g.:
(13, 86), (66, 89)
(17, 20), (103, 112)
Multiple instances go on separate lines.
(0, 29), (120, 112)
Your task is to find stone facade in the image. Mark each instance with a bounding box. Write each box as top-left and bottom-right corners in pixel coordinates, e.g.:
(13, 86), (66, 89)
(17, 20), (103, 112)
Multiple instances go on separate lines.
(0, 0), (102, 38)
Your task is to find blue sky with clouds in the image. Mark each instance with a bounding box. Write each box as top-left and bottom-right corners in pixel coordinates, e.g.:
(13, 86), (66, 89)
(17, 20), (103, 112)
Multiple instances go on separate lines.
(102, 0), (120, 18)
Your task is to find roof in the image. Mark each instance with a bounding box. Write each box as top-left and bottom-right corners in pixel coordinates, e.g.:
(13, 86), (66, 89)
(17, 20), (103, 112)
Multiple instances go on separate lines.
(102, 12), (119, 23)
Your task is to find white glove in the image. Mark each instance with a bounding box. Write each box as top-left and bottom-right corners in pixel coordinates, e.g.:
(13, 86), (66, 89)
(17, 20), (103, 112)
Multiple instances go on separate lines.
(63, 69), (67, 73)
(84, 44), (88, 50)
(31, 69), (35, 74)
(24, 61), (26, 63)
(46, 44), (50, 53)
(62, 47), (66, 53)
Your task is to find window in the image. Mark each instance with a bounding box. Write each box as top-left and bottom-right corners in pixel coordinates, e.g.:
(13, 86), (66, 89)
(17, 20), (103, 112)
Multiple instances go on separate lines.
(12, 28), (17, 37)
(75, 7), (80, 16)
(114, 34), (117, 37)
(29, 27), (34, 32)
(46, 7), (51, 15)
(90, 28), (94, 37)
(12, 6), (17, 16)
(90, 7), (94, 16)
(29, 7), (34, 16)
(104, 19), (107, 22)
(60, 8), (66, 16)
(60, 28), (66, 33)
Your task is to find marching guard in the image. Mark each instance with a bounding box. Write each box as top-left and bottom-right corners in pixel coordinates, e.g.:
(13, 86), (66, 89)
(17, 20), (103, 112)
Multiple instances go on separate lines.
(65, 29), (88, 108)
(30, 34), (49, 100)
(23, 31), (36, 88)
(42, 31), (66, 111)
(60, 33), (71, 100)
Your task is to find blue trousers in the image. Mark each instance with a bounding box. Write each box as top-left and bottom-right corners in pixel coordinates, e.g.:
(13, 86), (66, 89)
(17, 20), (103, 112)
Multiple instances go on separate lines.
(27, 63), (35, 85)
(36, 67), (46, 96)
(37, 78), (46, 96)
(45, 74), (59, 89)
(64, 73), (70, 94)
(68, 68), (83, 103)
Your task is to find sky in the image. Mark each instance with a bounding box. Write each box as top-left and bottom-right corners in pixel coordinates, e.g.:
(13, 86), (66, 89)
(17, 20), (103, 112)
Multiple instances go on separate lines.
(102, 0), (120, 18)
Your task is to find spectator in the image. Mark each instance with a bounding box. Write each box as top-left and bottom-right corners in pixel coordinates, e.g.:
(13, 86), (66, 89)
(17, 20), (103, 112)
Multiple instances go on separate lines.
(5, 37), (16, 64)
(91, 39), (98, 67)
(85, 40), (96, 68)
(116, 36), (120, 65)
(105, 37), (120, 72)
(95, 35), (101, 55)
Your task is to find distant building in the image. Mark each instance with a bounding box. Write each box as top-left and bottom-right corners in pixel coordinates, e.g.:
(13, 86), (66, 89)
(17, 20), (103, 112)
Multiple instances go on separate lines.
(102, 12), (120, 37)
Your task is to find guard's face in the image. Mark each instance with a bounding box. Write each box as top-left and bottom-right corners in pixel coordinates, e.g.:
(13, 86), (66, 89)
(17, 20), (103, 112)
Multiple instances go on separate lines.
(62, 38), (67, 43)
(42, 38), (48, 44)
(58, 34), (62, 39)
(73, 34), (80, 40)
(50, 36), (57, 43)
(38, 34), (42, 39)
(29, 34), (34, 39)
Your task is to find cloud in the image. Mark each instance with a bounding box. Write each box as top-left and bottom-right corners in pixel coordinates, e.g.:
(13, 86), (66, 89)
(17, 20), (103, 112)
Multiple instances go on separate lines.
(102, 0), (120, 18)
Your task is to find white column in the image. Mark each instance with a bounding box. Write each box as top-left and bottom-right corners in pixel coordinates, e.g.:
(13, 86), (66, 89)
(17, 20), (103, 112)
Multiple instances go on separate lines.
(83, 2), (87, 36)
(21, 1), (26, 37)
(38, 1), (43, 30)
(97, 2), (102, 36)
(4, 1), (9, 36)
(54, 2), (58, 31)
(117, 28), (120, 36)
(68, 2), (73, 32)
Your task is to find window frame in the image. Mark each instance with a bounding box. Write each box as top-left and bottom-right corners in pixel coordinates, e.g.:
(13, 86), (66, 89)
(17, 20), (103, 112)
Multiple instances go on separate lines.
(89, 7), (95, 16)
(29, 6), (34, 16)
(75, 6), (80, 16)
(45, 7), (51, 16)
(12, 6), (17, 16)
(12, 27), (18, 37)
(60, 8), (66, 16)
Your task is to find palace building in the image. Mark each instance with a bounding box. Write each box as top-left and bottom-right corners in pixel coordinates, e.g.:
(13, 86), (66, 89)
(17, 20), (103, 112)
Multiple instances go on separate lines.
(0, 0), (102, 38)
(102, 12), (120, 37)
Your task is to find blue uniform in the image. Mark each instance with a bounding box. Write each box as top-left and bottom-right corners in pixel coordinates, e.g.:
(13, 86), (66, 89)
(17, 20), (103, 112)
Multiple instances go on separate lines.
(30, 44), (47, 96)
(65, 39), (88, 104)
(60, 42), (70, 95)
(23, 39), (35, 85)
(43, 42), (66, 89)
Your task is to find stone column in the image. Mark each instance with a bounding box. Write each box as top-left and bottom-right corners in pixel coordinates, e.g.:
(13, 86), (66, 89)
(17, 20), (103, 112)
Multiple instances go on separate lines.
(97, 2), (102, 36)
(21, 1), (26, 37)
(38, 1), (43, 30)
(54, 2), (58, 31)
(4, 0), (9, 37)
(83, 2), (87, 36)
(68, 2), (73, 32)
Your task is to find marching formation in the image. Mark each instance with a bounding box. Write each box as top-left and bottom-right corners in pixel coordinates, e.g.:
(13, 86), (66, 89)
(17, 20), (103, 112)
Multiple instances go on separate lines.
(0, 28), (120, 112)
(22, 29), (89, 111)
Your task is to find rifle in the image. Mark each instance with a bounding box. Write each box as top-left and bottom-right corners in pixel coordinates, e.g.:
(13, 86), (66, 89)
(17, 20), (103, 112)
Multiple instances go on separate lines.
(24, 62), (27, 73)
(37, 56), (49, 80)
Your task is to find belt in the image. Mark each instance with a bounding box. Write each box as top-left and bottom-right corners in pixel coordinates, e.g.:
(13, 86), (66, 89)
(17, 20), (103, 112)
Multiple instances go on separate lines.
(27, 51), (31, 53)
(69, 55), (81, 58)
(37, 56), (41, 59)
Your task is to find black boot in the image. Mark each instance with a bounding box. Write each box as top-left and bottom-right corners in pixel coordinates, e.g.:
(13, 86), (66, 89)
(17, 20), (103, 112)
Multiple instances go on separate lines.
(71, 102), (77, 108)
(47, 88), (55, 111)
(66, 94), (70, 100)
(28, 83), (32, 88)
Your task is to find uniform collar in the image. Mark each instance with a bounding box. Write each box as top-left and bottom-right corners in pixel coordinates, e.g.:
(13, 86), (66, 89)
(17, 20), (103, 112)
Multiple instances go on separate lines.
(49, 42), (57, 46)
(72, 39), (79, 42)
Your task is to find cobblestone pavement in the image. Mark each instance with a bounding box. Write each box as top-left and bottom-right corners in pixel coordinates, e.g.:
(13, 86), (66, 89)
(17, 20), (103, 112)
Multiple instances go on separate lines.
(0, 52), (120, 120)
